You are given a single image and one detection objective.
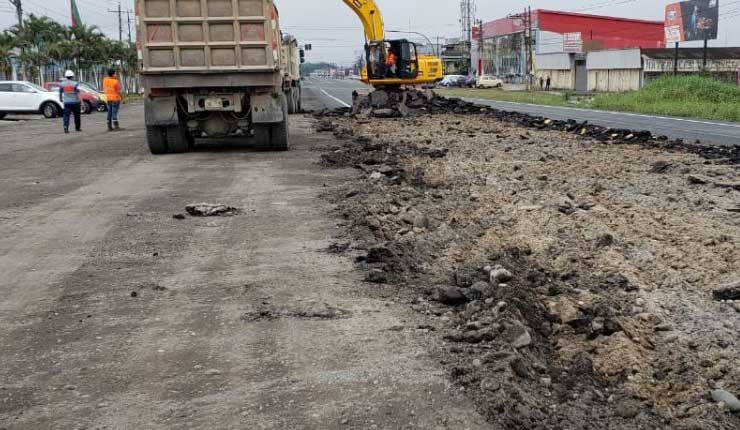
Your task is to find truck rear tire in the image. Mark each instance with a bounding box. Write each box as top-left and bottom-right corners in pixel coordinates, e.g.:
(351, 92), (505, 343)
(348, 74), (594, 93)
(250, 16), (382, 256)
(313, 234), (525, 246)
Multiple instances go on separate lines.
(146, 126), (167, 155)
(286, 88), (295, 114)
(269, 95), (289, 151)
(166, 125), (190, 154)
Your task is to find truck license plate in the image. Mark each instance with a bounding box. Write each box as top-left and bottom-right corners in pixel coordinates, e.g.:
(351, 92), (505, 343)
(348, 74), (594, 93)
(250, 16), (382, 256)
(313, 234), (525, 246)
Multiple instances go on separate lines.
(205, 97), (223, 109)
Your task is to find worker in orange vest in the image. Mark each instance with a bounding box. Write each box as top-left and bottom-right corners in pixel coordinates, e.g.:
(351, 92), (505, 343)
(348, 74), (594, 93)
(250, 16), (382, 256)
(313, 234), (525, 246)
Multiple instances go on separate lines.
(385, 49), (398, 77)
(103, 68), (123, 131)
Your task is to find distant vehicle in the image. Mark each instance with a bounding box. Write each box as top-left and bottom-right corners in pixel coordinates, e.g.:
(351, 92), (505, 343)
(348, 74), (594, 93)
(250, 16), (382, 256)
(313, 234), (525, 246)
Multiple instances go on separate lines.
(476, 75), (504, 89)
(0, 81), (63, 119)
(439, 75), (465, 87)
(79, 83), (108, 112)
(43, 82), (103, 114)
(458, 75), (476, 88)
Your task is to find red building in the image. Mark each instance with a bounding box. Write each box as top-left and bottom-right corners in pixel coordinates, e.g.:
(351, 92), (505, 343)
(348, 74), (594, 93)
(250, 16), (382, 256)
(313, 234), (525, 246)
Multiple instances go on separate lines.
(475, 10), (665, 80)
(482, 10), (665, 52)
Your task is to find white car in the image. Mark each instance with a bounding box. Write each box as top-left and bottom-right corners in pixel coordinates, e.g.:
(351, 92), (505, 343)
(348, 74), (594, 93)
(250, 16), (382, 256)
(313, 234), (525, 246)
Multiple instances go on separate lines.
(0, 81), (63, 119)
(476, 75), (504, 89)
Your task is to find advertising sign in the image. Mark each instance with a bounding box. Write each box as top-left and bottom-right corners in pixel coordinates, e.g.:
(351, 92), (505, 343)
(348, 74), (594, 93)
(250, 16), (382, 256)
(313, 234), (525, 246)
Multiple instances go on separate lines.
(563, 32), (583, 53)
(665, 0), (719, 43)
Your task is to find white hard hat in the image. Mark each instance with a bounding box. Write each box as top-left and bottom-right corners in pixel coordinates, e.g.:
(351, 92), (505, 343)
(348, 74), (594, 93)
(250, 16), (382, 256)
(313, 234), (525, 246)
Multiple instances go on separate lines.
(65, 70), (74, 78)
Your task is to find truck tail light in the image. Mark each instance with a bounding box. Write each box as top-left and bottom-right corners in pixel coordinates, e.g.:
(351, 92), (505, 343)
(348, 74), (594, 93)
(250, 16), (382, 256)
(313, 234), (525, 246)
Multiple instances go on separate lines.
(149, 88), (173, 98)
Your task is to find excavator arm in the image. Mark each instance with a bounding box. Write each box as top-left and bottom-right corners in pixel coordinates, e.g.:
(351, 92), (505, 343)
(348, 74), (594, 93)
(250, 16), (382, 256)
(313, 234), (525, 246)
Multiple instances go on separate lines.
(341, 0), (385, 42)
(339, 0), (443, 86)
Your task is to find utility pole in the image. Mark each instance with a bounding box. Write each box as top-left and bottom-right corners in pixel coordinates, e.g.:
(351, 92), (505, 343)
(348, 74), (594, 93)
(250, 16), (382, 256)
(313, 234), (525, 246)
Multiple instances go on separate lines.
(9, 0), (22, 28)
(527, 6), (533, 90)
(9, 0), (24, 80)
(108, 2), (123, 42)
(126, 9), (132, 43)
(476, 19), (483, 76)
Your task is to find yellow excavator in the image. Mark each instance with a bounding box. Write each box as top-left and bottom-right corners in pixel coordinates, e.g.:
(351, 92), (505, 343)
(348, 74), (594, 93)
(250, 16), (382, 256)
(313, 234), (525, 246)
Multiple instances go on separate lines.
(342, 0), (444, 87)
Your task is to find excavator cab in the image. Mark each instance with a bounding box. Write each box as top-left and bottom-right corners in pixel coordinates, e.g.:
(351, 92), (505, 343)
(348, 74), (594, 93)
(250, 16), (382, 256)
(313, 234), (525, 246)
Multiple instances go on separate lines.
(365, 39), (419, 82)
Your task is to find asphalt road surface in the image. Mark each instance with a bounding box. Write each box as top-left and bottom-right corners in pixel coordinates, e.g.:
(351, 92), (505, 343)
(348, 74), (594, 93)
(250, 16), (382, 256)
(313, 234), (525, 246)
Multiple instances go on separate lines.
(303, 78), (740, 145)
(0, 97), (487, 428)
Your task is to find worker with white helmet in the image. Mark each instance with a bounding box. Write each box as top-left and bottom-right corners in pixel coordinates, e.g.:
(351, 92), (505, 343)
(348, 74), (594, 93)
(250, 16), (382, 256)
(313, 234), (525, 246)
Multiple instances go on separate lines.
(59, 70), (82, 133)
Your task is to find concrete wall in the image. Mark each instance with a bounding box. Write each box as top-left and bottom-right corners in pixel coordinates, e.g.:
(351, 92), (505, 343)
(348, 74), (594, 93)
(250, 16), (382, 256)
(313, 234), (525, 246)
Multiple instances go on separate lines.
(536, 69), (574, 90)
(587, 49), (642, 69)
(587, 69), (642, 92)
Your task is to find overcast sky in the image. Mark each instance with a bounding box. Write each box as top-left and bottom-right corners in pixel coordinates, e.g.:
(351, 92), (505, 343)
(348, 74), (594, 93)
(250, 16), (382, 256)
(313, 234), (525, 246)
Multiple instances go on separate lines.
(1, 0), (737, 64)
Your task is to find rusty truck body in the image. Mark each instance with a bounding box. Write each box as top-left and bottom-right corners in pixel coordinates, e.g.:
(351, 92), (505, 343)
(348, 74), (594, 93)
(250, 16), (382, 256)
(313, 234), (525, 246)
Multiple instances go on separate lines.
(137, 0), (290, 153)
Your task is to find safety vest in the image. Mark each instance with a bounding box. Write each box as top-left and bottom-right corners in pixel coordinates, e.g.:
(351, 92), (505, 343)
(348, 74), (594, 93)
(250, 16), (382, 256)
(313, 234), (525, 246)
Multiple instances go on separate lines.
(60, 79), (80, 104)
(103, 77), (122, 103)
(386, 53), (397, 66)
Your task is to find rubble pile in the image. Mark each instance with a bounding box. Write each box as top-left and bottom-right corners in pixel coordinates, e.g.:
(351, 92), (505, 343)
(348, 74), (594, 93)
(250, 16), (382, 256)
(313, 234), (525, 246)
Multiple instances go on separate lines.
(331, 89), (740, 164)
(318, 111), (740, 429)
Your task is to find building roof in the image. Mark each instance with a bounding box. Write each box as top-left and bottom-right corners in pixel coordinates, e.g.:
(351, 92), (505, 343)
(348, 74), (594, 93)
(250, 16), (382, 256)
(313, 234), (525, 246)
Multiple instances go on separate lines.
(481, 9), (664, 37)
(535, 9), (663, 26)
(480, 8), (665, 50)
(642, 47), (740, 60)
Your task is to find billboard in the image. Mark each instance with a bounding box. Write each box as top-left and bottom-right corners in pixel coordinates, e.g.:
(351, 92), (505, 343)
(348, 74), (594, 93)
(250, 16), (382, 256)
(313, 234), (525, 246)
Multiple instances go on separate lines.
(563, 32), (583, 53)
(665, 0), (719, 43)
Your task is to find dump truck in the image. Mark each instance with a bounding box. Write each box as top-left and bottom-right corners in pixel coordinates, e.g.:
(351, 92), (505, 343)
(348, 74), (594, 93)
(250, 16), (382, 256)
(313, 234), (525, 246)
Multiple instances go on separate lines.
(136, 0), (290, 154)
(281, 34), (301, 114)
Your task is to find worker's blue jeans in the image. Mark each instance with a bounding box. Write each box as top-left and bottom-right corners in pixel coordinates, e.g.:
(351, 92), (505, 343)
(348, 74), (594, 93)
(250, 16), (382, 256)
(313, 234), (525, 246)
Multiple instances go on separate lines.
(63, 102), (81, 131)
(107, 102), (120, 124)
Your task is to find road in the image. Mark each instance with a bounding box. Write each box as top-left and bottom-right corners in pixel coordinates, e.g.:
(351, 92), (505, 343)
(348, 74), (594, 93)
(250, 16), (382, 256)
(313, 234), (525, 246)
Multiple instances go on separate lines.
(303, 78), (740, 145)
(0, 96), (487, 428)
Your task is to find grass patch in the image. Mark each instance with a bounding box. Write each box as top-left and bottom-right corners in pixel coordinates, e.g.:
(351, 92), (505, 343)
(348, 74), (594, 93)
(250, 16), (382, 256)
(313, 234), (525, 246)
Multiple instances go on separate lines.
(438, 75), (740, 122)
(123, 93), (144, 103)
(438, 88), (573, 107)
(592, 75), (740, 122)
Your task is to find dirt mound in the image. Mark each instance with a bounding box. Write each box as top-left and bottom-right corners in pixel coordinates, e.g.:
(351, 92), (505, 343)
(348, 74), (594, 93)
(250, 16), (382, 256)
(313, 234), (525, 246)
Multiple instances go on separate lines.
(318, 111), (740, 429)
(337, 89), (740, 164)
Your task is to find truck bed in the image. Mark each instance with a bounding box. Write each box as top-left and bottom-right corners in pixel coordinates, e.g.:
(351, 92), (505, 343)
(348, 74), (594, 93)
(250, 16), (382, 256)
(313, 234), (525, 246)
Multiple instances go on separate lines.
(137, 0), (280, 73)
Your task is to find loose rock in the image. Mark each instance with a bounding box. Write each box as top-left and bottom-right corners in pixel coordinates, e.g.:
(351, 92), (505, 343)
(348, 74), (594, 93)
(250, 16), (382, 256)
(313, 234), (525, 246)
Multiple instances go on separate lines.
(711, 389), (740, 412)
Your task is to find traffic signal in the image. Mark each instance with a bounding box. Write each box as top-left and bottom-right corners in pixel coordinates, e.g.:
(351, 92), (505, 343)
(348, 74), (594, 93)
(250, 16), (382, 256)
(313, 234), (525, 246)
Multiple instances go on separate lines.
(300, 49), (306, 63)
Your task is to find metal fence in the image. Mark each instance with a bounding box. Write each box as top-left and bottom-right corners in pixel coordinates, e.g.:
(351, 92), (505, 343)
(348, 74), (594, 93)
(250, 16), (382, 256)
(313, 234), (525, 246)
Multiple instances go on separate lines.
(3, 61), (140, 93)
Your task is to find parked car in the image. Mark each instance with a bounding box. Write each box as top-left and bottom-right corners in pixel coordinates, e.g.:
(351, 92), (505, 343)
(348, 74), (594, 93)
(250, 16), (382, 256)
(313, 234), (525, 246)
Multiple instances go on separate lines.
(0, 81), (63, 119)
(476, 75), (504, 89)
(43, 82), (103, 114)
(439, 75), (464, 87)
(457, 75), (476, 88)
(79, 82), (108, 112)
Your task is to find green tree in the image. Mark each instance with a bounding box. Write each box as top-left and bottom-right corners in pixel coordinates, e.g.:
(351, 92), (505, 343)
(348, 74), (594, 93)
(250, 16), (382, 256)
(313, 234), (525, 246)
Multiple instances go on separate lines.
(8, 15), (65, 84)
(0, 32), (15, 79)
(1, 15), (138, 89)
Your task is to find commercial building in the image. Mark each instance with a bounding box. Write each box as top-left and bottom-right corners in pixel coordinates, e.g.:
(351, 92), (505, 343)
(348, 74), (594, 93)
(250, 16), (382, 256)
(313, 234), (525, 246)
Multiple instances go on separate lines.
(441, 38), (471, 75)
(473, 10), (665, 90)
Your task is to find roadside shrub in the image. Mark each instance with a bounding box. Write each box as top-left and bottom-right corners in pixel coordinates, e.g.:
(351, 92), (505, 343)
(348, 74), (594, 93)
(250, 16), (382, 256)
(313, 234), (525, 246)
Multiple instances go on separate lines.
(593, 75), (740, 122)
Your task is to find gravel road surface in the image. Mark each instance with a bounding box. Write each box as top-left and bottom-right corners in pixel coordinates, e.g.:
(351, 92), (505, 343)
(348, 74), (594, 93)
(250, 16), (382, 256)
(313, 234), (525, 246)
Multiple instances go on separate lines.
(304, 78), (740, 145)
(0, 98), (487, 429)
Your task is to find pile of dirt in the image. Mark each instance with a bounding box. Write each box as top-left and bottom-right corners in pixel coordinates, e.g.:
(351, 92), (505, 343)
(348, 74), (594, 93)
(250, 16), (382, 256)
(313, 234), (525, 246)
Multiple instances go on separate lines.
(317, 111), (740, 429)
(343, 89), (740, 164)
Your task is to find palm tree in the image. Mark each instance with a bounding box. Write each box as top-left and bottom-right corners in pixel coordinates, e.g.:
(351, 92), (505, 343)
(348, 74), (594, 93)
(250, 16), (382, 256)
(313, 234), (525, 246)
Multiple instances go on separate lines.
(0, 32), (16, 80)
(9, 15), (65, 84)
(1, 15), (138, 90)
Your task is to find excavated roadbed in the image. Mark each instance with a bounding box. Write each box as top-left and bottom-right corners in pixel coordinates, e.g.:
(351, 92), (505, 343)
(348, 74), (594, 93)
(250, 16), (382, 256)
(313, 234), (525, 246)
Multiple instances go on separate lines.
(315, 94), (740, 429)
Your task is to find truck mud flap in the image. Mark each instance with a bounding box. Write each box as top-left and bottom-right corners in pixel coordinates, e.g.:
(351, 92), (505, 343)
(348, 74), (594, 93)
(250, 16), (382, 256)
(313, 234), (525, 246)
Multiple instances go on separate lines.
(144, 97), (178, 127)
(251, 94), (285, 124)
